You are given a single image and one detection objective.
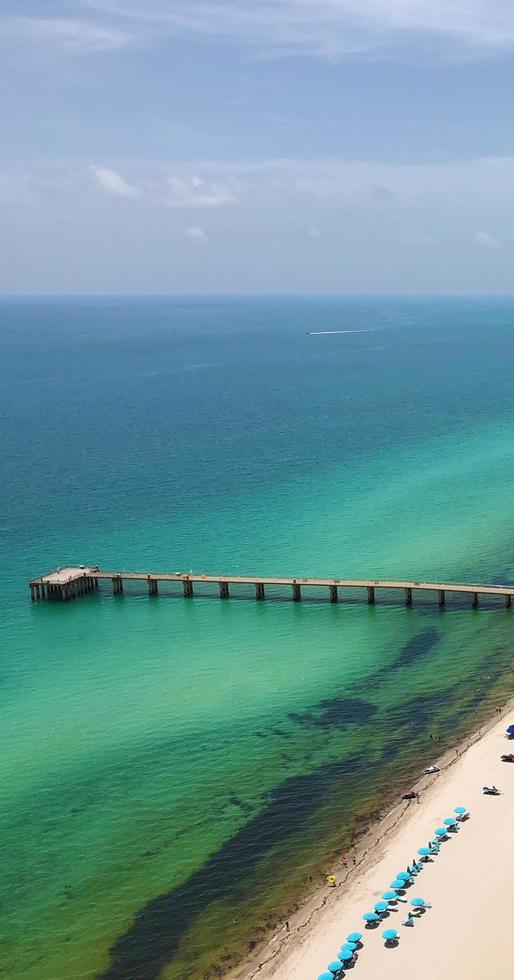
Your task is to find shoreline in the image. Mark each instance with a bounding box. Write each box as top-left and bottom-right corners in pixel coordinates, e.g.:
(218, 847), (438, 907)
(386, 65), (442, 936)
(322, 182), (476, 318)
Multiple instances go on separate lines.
(229, 694), (514, 980)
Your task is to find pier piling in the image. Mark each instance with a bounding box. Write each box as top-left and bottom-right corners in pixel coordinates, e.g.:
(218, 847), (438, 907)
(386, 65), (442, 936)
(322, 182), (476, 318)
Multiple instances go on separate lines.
(292, 583), (301, 602)
(329, 585), (338, 603)
(256, 582), (265, 600)
(405, 587), (412, 606)
(367, 586), (375, 604)
(471, 592), (478, 609)
(438, 589), (445, 607)
(219, 581), (229, 599)
(183, 579), (193, 598)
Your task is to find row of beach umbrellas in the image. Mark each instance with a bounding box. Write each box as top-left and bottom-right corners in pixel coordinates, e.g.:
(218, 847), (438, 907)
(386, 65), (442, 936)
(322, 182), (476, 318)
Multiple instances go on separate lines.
(317, 805), (468, 978)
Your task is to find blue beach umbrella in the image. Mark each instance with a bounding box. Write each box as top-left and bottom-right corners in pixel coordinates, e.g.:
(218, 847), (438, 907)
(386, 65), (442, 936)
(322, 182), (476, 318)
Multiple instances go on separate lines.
(328, 960), (343, 973)
(374, 901), (389, 912)
(347, 932), (362, 942)
(411, 897), (426, 907)
(391, 879), (405, 889)
(338, 950), (353, 962)
(397, 871), (411, 881)
(506, 724), (514, 735)
(340, 942), (357, 952)
(435, 827), (447, 837)
(454, 806), (467, 815)
(363, 911), (379, 922)
(443, 817), (457, 826)
(418, 847), (431, 856)
(318, 974), (334, 980)
(383, 928), (399, 941)
(382, 890), (397, 900)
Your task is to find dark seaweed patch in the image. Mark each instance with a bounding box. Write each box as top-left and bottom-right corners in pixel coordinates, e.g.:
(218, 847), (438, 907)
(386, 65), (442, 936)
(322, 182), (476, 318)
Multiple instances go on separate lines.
(270, 727), (292, 738)
(97, 654), (508, 980)
(98, 756), (365, 980)
(391, 628), (439, 670)
(382, 690), (450, 732)
(289, 697), (377, 730)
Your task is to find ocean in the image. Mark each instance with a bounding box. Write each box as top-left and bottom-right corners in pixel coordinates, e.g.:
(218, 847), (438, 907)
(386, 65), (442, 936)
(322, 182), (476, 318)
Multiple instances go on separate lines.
(1, 294), (514, 979)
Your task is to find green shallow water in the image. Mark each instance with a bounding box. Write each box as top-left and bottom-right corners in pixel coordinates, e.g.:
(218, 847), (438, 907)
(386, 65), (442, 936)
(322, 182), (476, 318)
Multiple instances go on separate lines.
(2, 294), (514, 979)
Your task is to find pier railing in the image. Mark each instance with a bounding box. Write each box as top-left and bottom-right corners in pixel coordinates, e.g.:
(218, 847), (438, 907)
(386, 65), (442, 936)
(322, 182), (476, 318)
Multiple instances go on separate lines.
(29, 566), (514, 608)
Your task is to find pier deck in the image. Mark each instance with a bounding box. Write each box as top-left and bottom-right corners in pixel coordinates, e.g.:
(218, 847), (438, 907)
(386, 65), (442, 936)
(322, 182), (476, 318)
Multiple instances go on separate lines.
(29, 567), (514, 607)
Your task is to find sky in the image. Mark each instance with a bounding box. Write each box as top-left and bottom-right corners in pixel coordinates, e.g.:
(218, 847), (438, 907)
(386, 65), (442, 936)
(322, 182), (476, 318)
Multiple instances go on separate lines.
(3, 1), (514, 292)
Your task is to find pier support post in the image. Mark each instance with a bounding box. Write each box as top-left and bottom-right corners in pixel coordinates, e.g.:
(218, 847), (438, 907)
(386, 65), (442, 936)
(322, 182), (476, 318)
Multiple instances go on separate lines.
(506, 594), (512, 609)
(329, 585), (338, 604)
(471, 592), (478, 609)
(219, 581), (229, 599)
(148, 577), (158, 597)
(256, 582), (265, 601)
(367, 586), (375, 604)
(183, 579), (193, 598)
(112, 576), (123, 596)
(405, 587), (412, 606)
(30, 585), (35, 601)
(438, 590), (445, 607)
(292, 583), (301, 602)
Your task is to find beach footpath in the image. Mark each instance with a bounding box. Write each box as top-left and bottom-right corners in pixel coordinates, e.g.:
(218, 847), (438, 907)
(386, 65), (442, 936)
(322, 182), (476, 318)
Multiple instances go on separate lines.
(242, 710), (514, 980)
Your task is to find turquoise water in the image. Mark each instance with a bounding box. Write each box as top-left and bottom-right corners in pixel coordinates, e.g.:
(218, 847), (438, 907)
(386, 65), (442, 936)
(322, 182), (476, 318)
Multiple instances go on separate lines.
(2, 294), (514, 979)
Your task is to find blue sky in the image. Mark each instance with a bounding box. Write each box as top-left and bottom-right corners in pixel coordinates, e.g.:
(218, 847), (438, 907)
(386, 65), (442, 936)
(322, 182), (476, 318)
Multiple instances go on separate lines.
(4, 1), (514, 291)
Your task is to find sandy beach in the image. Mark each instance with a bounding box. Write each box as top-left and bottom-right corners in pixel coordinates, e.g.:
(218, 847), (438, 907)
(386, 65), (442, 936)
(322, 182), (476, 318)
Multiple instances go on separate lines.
(241, 708), (514, 980)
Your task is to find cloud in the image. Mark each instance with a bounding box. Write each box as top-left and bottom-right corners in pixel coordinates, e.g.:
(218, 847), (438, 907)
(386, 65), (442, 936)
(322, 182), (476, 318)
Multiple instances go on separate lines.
(473, 230), (499, 248)
(186, 225), (208, 242)
(6, 154), (514, 217)
(83, 1), (514, 59)
(0, 17), (133, 52)
(91, 166), (140, 199)
(167, 176), (237, 208)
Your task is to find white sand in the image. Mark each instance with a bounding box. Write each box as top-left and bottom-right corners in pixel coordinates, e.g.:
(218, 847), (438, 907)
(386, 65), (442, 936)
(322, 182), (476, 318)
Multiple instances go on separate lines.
(253, 713), (514, 980)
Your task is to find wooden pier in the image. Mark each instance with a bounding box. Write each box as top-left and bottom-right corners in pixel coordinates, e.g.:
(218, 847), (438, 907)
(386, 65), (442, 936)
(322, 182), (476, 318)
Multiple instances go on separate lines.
(29, 566), (514, 608)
